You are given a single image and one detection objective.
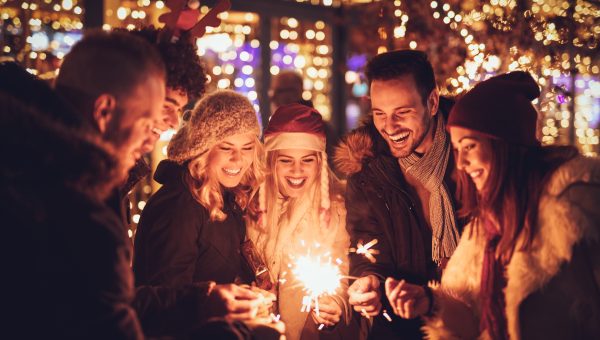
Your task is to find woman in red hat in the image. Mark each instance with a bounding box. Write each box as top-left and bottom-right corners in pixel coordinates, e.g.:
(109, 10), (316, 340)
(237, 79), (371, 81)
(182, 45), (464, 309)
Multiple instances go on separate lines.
(384, 71), (600, 340)
(247, 103), (356, 340)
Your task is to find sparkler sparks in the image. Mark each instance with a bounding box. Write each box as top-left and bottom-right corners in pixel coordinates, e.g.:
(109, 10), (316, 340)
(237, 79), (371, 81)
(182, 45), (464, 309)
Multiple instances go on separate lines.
(349, 239), (380, 263)
(291, 244), (343, 316)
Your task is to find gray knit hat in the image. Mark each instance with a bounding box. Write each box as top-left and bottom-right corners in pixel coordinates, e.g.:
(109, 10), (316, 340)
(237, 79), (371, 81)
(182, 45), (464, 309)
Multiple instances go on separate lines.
(167, 90), (261, 164)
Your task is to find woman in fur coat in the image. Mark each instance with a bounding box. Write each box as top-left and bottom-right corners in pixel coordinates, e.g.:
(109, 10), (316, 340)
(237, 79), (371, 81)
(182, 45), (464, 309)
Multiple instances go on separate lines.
(247, 104), (356, 340)
(384, 71), (600, 340)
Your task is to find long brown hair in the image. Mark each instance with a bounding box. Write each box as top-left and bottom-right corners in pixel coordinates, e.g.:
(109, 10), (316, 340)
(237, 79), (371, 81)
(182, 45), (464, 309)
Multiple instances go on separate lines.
(185, 136), (265, 221)
(456, 139), (578, 261)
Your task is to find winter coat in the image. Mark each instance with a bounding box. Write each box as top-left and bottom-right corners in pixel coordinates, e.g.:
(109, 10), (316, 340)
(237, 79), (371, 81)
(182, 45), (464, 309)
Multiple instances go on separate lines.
(334, 120), (463, 339)
(1, 90), (144, 339)
(248, 195), (353, 340)
(424, 156), (600, 340)
(133, 159), (255, 287)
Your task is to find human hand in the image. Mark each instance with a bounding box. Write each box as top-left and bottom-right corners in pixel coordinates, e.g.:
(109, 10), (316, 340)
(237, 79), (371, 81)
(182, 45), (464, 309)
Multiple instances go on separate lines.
(347, 275), (381, 317)
(311, 295), (342, 327)
(385, 278), (429, 319)
(207, 283), (261, 321)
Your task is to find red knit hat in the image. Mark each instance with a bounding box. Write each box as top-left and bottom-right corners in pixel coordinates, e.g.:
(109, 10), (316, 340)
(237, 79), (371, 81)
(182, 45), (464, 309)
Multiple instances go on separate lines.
(447, 71), (540, 146)
(264, 103), (326, 152)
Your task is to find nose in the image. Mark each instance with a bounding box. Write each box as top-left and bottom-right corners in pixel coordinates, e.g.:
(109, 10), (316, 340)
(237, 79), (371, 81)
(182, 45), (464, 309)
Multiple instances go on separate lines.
(163, 109), (179, 130)
(383, 115), (401, 135)
(230, 149), (242, 163)
(456, 150), (468, 171)
(291, 161), (303, 174)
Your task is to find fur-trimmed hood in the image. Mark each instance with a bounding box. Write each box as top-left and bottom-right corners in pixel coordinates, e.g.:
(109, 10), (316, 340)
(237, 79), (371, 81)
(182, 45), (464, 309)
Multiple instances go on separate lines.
(334, 118), (389, 177)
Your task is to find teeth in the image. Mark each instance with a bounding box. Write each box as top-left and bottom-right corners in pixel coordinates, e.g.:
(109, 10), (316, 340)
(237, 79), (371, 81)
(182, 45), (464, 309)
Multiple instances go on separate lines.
(389, 131), (409, 142)
(469, 170), (482, 178)
(152, 128), (164, 136)
(223, 168), (241, 175)
(287, 178), (305, 185)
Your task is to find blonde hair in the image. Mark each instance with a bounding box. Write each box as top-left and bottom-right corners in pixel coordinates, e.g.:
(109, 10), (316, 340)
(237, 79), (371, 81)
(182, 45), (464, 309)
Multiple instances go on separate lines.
(252, 150), (343, 254)
(186, 136), (265, 221)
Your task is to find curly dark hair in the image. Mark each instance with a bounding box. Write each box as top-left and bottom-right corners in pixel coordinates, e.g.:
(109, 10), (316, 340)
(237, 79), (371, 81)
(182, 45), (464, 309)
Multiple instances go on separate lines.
(126, 26), (207, 100)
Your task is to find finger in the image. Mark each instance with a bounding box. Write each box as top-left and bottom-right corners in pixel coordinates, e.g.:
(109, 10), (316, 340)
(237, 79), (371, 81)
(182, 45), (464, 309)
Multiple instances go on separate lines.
(387, 280), (405, 304)
(315, 311), (340, 325)
(226, 308), (258, 321)
(349, 290), (379, 305)
(232, 285), (259, 300)
(385, 277), (399, 297)
(227, 298), (260, 313)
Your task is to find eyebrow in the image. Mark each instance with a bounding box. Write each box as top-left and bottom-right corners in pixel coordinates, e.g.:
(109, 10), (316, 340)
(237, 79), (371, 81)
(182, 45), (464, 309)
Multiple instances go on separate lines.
(458, 136), (479, 143)
(221, 141), (254, 146)
(165, 97), (182, 107)
(372, 106), (414, 112)
(278, 153), (317, 158)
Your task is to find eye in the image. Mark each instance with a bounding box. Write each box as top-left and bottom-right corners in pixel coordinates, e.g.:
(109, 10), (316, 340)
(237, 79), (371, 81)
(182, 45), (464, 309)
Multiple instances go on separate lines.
(372, 110), (384, 117)
(242, 146), (254, 151)
(464, 143), (476, 151)
(302, 157), (316, 163)
(278, 158), (292, 164)
(219, 146), (231, 151)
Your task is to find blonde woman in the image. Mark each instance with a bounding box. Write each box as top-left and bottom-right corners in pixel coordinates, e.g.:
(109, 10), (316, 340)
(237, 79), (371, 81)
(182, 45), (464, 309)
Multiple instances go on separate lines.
(133, 91), (266, 330)
(248, 104), (356, 340)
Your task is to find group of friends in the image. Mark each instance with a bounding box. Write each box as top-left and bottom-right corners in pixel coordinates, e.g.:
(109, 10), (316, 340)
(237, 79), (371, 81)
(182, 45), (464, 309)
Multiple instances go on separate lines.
(2, 26), (600, 340)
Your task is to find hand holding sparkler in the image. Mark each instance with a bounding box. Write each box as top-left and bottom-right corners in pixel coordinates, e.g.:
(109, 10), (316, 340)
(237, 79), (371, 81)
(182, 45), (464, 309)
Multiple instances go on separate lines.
(347, 275), (382, 317)
(384, 278), (430, 319)
(310, 295), (342, 327)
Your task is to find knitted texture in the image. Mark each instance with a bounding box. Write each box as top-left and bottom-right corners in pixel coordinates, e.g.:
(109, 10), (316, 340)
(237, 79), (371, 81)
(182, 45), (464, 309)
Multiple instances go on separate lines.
(168, 90), (260, 164)
(448, 71), (540, 146)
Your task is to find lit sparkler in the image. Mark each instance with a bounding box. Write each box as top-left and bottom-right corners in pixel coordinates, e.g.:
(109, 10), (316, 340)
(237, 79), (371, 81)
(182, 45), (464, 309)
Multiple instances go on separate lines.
(349, 239), (380, 263)
(291, 245), (343, 317)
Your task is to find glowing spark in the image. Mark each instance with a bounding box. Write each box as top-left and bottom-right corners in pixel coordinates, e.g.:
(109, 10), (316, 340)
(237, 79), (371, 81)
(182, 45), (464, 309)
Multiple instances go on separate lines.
(349, 239), (380, 263)
(360, 307), (370, 319)
(318, 324), (325, 330)
(292, 246), (343, 316)
(270, 313), (281, 323)
(383, 310), (393, 322)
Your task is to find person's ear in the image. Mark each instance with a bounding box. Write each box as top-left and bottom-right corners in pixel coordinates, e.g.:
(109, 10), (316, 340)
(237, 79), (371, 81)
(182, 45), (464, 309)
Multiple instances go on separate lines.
(428, 88), (440, 117)
(93, 94), (117, 134)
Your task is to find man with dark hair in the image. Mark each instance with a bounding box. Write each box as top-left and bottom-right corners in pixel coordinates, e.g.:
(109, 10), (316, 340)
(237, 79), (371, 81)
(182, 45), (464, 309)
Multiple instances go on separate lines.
(126, 27), (207, 155)
(55, 30), (166, 172)
(120, 27), (208, 195)
(1, 29), (165, 338)
(334, 50), (463, 339)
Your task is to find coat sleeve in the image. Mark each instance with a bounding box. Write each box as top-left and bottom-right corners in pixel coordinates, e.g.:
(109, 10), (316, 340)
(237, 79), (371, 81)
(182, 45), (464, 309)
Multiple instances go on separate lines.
(135, 198), (203, 287)
(72, 210), (145, 340)
(345, 175), (395, 281)
(132, 282), (214, 337)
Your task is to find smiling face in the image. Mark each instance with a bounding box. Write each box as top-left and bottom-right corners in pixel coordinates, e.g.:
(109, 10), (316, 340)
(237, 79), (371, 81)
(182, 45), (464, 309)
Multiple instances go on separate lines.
(141, 87), (189, 154)
(371, 76), (439, 158)
(450, 126), (493, 192)
(274, 149), (320, 199)
(207, 132), (256, 188)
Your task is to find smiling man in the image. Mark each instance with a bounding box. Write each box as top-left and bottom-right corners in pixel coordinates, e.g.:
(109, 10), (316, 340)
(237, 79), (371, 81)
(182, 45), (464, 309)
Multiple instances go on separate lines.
(335, 50), (463, 339)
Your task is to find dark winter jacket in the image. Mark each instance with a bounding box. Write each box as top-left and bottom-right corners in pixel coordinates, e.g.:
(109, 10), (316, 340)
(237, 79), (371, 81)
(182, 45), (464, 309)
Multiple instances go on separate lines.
(334, 116), (463, 339)
(1, 91), (144, 339)
(133, 160), (255, 288)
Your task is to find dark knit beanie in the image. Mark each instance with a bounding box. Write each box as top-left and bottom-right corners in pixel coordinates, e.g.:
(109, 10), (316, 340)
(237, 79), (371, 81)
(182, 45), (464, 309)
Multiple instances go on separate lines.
(447, 71), (540, 146)
(168, 90), (260, 164)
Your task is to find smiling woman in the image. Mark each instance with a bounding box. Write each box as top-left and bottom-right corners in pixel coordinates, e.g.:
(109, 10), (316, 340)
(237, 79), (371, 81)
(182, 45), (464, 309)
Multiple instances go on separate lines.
(133, 90), (264, 290)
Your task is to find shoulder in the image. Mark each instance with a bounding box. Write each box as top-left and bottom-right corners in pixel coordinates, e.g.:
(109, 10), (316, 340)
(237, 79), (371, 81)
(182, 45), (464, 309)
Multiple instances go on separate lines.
(539, 156), (600, 244)
(543, 156), (600, 197)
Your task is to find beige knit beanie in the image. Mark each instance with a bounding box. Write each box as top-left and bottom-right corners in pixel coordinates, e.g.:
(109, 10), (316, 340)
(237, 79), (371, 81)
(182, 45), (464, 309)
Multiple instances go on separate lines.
(167, 90), (261, 164)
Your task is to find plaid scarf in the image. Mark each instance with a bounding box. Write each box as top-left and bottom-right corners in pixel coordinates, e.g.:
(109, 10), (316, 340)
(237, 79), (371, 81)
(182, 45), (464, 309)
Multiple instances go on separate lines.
(398, 114), (460, 264)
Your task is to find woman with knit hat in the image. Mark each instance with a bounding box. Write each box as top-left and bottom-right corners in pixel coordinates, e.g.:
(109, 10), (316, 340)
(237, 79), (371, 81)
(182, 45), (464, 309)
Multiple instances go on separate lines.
(132, 90), (268, 332)
(247, 103), (356, 340)
(384, 71), (600, 339)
